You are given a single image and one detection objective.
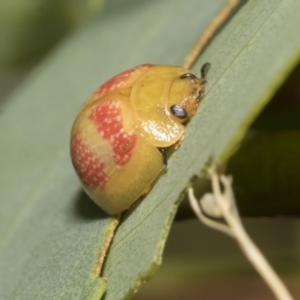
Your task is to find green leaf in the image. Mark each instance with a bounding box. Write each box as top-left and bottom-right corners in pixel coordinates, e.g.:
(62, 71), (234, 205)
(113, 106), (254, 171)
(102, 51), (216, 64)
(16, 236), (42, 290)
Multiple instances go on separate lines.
(1, 0), (300, 300)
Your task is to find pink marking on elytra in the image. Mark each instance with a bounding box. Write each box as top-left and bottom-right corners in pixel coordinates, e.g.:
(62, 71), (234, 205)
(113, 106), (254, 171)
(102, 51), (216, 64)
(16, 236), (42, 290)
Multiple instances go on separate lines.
(89, 101), (137, 166)
(96, 64), (153, 97)
(71, 131), (108, 189)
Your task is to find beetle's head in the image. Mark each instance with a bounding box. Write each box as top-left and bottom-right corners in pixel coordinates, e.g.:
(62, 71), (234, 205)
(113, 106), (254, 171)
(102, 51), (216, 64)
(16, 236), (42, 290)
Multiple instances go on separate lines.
(169, 63), (210, 124)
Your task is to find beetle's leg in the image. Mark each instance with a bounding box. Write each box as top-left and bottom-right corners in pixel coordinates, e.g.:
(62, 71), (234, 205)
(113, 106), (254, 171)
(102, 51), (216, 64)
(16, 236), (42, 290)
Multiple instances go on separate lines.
(174, 134), (185, 150)
(142, 185), (151, 196)
(159, 148), (168, 167)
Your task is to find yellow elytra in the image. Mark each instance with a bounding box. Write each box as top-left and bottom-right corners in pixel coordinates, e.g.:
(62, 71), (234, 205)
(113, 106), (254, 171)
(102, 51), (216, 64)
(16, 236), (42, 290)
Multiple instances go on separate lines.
(70, 63), (210, 215)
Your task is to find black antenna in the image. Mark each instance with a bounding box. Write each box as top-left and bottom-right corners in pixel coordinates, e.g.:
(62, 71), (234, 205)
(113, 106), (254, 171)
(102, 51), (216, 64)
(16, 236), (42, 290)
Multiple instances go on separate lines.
(200, 62), (211, 79)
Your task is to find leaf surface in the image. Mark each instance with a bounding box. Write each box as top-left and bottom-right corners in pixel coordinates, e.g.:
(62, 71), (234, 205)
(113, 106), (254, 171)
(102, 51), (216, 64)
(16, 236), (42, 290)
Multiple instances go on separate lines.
(1, 0), (300, 299)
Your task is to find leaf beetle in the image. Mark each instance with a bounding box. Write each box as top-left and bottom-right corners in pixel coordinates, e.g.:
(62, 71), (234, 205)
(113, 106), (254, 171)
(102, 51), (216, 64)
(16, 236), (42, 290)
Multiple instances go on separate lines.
(71, 63), (210, 215)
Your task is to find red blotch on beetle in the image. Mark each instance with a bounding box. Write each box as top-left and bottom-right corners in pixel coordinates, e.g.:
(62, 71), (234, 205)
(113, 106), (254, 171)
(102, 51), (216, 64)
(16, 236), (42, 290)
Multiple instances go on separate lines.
(96, 64), (153, 97)
(71, 131), (108, 188)
(89, 101), (137, 166)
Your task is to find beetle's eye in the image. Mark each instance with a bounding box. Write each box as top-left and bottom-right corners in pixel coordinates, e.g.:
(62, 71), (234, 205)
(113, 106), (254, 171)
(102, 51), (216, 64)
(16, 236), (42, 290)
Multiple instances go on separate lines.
(170, 105), (188, 119)
(180, 73), (197, 79)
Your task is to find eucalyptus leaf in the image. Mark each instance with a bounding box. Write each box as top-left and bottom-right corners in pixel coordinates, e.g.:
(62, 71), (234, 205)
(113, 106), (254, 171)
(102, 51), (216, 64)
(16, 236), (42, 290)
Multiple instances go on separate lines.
(1, 0), (300, 300)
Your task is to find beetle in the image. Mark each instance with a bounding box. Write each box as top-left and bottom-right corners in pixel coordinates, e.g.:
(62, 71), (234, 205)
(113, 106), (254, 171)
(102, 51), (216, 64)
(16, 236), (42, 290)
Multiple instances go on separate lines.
(70, 63), (210, 215)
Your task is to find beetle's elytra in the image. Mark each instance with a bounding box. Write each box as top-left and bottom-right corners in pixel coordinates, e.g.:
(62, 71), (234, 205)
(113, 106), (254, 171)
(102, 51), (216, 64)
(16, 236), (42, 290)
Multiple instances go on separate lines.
(70, 63), (210, 215)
